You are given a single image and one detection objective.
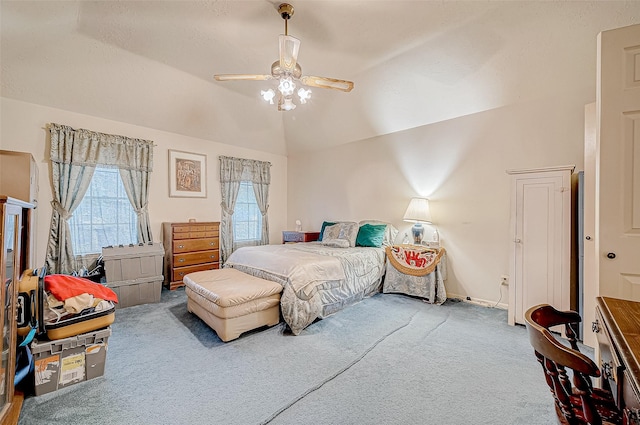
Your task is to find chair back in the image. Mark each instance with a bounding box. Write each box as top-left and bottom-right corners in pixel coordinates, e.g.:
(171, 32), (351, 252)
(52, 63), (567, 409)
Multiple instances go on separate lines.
(524, 304), (621, 425)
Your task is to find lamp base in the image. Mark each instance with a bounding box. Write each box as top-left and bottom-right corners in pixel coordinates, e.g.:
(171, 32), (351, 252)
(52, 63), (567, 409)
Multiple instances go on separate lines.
(411, 223), (424, 245)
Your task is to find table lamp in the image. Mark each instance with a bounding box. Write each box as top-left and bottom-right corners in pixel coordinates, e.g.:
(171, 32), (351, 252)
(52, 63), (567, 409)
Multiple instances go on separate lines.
(403, 197), (432, 245)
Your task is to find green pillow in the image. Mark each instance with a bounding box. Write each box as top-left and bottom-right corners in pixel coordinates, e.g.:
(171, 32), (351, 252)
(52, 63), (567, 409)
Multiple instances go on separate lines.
(356, 224), (387, 248)
(318, 221), (337, 241)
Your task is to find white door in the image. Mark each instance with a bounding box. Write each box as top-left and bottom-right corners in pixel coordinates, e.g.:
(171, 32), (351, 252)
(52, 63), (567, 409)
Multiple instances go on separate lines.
(582, 103), (597, 348)
(597, 24), (640, 300)
(507, 166), (574, 326)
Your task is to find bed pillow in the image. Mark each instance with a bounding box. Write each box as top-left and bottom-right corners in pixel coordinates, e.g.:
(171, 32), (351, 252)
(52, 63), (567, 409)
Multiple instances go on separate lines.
(322, 222), (359, 247)
(321, 238), (350, 248)
(318, 221), (337, 241)
(356, 224), (387, 248)
(358, 220), (399, 246)
(322, 223), (342, 241)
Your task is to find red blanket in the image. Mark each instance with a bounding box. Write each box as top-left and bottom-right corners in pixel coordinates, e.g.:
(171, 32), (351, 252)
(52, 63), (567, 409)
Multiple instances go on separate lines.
(45, 274), (119, 303)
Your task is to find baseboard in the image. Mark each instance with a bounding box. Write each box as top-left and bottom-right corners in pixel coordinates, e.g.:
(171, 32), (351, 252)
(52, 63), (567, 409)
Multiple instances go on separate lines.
(447, 292), (508, 310)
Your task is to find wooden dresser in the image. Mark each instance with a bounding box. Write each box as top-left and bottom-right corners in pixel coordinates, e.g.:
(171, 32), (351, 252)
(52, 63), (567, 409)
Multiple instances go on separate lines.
(594, 296), (640, 422)
(162, 222), (220, 290)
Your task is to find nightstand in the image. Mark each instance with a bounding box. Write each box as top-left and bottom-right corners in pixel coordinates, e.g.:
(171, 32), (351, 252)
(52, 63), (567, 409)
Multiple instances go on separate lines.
(383, 245), (447, 304)
(282, 231), (320, 244)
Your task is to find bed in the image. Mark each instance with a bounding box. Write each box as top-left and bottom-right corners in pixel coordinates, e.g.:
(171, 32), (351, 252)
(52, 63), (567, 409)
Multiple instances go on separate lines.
(224, 220), (397, 335)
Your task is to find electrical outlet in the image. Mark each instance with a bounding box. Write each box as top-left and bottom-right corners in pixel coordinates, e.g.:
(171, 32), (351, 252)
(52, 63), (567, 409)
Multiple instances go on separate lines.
(500, 275), (509, 286)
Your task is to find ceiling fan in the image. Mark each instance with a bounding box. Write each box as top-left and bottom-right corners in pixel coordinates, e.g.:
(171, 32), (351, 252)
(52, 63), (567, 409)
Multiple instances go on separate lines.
(213, 3), (354, 111)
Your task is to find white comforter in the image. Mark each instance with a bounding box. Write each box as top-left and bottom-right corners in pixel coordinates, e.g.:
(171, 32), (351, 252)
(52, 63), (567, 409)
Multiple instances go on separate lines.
(224, 242), (386, 335)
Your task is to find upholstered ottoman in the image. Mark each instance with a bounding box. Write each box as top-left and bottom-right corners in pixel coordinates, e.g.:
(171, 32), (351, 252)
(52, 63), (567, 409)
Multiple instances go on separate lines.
(183, 268), (282, 342)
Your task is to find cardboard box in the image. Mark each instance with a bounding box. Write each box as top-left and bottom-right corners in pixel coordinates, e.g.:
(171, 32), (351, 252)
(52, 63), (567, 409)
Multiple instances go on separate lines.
(107, 276), (163, 308)
(31, 327), (111, 396)
(102, 242), (164, 282)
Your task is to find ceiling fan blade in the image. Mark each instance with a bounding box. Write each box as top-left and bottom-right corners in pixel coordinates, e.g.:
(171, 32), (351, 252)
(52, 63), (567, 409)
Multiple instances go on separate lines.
(300, 76), (354, 93)
(279, 35), (300, 73)
(214, 74), (273, 82)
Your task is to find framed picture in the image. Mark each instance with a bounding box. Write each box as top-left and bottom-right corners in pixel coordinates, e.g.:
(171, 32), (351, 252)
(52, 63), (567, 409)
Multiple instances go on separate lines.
(168, 150), (207, 198)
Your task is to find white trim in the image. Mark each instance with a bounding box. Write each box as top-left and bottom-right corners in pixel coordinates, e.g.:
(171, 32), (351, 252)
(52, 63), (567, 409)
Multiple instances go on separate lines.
(505, 165), (575, 175)
(447, 292), (508, 310)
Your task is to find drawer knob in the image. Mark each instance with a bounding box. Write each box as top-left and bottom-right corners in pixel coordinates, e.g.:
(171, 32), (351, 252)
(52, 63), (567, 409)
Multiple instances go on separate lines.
(210, 242), (215, 246)
(607, 252), (616, 259)
(178, 245), (185, 249)
(179, 258), (185, 262)
(179, 272), (184, 276)
(592, 320), (600, 333)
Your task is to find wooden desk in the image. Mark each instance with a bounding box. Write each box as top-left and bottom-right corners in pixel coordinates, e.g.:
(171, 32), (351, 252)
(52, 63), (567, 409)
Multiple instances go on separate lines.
(595, 296), (640, 420)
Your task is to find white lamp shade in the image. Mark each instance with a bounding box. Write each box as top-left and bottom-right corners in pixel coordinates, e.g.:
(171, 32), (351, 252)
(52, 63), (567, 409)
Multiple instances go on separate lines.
(403, 197), (432, 224)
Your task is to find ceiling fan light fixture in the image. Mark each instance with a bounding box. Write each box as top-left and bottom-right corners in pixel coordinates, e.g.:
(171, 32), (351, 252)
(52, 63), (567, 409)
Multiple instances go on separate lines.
(298, 87), (312, 104)
(278, 76), (296, 96)
(261, 89), (276, 104)
(279, 96), (296, 111)
(213, 3), (354, 111)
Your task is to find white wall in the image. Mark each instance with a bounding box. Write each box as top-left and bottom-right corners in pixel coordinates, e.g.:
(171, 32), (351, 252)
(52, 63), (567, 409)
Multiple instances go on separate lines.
(288, 93), (589, 307)
(0, 97), (288, 268)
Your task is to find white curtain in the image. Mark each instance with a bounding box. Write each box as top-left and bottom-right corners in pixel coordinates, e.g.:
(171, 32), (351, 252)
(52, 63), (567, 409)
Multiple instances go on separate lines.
(219, 156), (271, 264)
(46, 123), (154, 274)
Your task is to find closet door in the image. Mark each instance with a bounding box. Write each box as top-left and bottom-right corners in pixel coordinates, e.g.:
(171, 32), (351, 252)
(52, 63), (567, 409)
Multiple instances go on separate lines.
(507, 166), (574, 326)
(596, 24), (640, 301)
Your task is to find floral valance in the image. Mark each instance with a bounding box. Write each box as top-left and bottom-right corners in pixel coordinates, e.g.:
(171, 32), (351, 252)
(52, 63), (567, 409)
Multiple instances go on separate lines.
(219, 155), (271, 184)
(48, 123), (154, 172)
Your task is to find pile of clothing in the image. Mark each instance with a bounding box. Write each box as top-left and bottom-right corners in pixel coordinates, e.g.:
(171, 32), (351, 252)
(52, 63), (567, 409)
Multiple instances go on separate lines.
(43, 274), (119, 325)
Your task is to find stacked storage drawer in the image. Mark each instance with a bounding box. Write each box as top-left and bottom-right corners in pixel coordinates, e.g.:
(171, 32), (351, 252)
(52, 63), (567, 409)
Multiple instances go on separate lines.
(31, 327), (111, 396)
(102, 242), (165, 308)
(163, 222), (220, 290)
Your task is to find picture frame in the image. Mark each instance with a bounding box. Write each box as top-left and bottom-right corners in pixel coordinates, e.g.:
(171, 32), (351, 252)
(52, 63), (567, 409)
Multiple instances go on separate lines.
(168, 150), (207, 198)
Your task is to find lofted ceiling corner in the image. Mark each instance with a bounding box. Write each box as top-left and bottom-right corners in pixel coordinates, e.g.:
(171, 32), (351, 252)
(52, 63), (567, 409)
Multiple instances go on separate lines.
(2, 1), (640, 156)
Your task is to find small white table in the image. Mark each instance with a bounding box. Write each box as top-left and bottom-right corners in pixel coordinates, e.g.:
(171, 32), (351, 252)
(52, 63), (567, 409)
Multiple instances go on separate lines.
(383, 245), (447, 304)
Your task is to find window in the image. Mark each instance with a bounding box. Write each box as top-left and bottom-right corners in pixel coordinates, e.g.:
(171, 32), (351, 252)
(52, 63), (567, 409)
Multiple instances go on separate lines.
(69, 167), (137, 255)
(233, 181), (262, 242)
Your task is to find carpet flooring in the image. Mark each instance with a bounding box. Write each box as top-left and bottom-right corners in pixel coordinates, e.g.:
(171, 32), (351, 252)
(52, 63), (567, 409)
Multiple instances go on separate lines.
(18, 288), (560, 424)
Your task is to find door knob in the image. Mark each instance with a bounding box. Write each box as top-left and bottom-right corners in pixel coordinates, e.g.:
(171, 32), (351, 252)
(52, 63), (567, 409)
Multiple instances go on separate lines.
(585, 236), (591, 240)
(607, 252), (616, 259)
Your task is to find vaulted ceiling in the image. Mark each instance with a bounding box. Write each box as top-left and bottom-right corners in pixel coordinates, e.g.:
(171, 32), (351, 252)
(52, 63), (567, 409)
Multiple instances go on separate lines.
(2, 1), (639, 156)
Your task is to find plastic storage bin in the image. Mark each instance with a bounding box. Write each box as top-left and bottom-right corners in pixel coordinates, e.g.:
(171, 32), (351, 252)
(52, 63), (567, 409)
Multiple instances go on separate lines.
(102, 242), (164, 308)
(31, 327), (111, 396)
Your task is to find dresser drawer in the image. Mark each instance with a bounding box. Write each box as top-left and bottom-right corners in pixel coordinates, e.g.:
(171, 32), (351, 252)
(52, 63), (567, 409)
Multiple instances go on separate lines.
(172, 263), (220, 282)
(173, 250), (220, 267)
(595, 306), (624, 405)
(173, 238), (219, 253)
(173, 230), (219, 239)
(173, 223), (218, 232)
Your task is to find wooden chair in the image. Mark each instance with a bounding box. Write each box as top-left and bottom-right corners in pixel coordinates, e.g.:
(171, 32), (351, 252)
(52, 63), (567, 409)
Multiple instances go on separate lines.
(524, 304), (623, 425)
